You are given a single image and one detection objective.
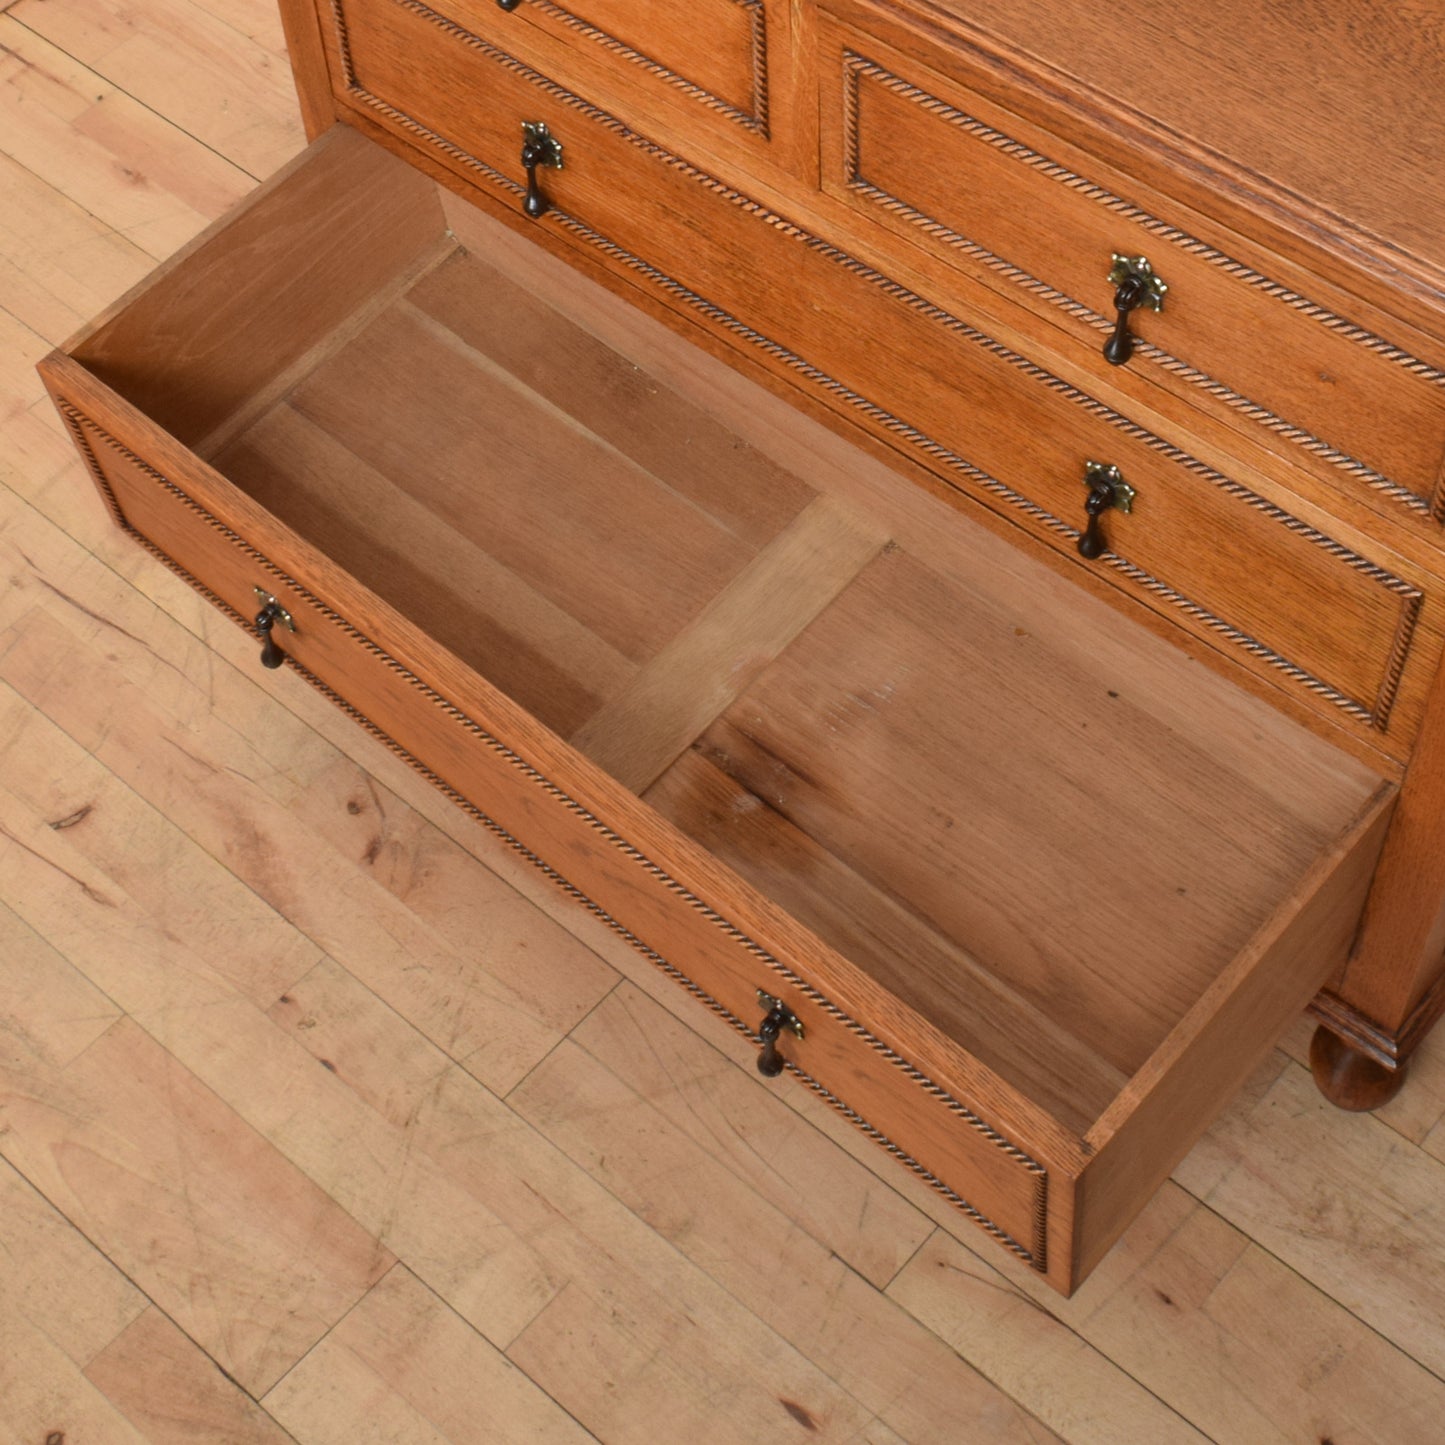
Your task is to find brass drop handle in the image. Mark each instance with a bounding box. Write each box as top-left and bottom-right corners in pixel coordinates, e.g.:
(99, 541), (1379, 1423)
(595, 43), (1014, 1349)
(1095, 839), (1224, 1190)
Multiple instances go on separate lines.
(253, 588), (294, 670)
(755, 990), (803, 1077)
(520, 121), (564, 219)
(1077, 461), (1135, 560)
(1102, 254), (1166, 366)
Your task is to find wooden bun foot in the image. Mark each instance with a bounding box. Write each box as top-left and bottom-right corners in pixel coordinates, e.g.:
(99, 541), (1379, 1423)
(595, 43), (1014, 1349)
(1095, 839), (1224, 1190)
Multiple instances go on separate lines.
(1309, 1026), (1408, 1112)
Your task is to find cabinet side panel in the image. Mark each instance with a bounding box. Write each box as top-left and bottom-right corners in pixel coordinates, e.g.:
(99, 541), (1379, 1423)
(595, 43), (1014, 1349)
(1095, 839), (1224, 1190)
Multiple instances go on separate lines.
(279, 0), (344, 138)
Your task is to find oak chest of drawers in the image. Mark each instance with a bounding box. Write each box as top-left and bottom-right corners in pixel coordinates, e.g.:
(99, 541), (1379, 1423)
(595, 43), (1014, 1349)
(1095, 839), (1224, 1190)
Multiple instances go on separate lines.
(40, 0), (1445, 1293)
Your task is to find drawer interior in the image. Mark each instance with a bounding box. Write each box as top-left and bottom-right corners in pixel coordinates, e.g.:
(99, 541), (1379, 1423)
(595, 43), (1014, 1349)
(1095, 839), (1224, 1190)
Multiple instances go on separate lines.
(63, 127), (1394, 1146)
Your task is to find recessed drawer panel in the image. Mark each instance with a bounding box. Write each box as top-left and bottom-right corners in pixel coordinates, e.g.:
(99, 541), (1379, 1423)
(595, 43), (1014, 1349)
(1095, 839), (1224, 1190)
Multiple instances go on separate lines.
(330, 0), (787, 172)
(818, 15), (1445, 526)
(444, 0), (771, 138)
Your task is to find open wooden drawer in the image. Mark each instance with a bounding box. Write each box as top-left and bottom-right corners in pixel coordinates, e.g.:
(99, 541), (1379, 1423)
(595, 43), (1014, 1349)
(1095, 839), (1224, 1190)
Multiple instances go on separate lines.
(40, 125), (1396, 1294)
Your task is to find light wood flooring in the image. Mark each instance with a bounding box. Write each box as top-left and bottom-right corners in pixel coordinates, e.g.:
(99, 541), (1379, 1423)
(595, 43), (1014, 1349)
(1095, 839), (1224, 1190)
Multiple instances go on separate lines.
(3, 2), (1445, 1440)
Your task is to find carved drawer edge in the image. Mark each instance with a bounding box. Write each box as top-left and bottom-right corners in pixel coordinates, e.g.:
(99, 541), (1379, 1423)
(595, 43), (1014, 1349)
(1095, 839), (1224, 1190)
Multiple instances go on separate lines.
(58, 397), (1051, 1273)
(840, 51), (1445, 522)
(512, 0), (769, 137)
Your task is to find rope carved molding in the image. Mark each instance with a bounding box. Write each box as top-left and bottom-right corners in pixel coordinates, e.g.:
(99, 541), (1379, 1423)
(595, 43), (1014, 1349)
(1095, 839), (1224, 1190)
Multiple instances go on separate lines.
(506, 0), (769, 137)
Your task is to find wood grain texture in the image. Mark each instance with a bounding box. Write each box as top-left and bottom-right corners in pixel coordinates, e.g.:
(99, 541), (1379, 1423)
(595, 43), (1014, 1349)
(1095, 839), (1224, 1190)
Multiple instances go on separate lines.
(85, 1307), (296, 1445)
(887, 1227), (1209, 1445)
(572, 493), (886, 791)
(1076, 790), (1394, 1284)
(646, 748), (1128, 1132)
(70, 124), (445, 445)
(14, 0), (301, 179)
(904, 0), (1445, 296)
(0, 1012), (391, 1395)
(1, 602), (617, 1095)
(0, 1303), (152, 1445)
(0, 1157), (148, 1369)
(216, 398), (637, 735)
(509, 991), (1062, 1444)
(818, 16), (1445, 514)
(403, 256), (815, 550)
(282, 296), (761, 666)
(538, 980), (933, 1289)
(262, 1265), (593, 1445)
(892, 1168), (1445, 1445)
(1336, 637), (1445, 1035)
(0, 16), (256, 259)
(37, 112), (1418, 1292)
(1176, 1060), (1445, 1380)
(312, 0), (1445, 751)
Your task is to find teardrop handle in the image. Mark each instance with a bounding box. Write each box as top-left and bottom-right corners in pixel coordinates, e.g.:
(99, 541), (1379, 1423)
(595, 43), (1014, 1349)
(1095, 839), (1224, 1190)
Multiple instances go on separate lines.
(253, 588), (294, 670)
(520, 121), (564, 219)
(1077, 461), (1135, 560)
(755, 990), (803, 1077)
(1102, 254), (1166, 366)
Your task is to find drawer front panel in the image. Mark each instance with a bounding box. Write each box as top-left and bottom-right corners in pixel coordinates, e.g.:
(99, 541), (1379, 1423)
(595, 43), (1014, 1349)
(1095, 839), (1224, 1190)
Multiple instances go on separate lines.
(819, 21), (1445, 523)
(437, 0), (771, 139)
(320, 0), (1435, 748)
(53, 388), (1052, 1275)
(332, 0), (780, 171)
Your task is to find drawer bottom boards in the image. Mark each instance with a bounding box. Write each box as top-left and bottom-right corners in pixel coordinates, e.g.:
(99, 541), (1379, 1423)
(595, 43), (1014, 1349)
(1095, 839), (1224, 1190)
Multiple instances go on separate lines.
(41, 128), (1396, 1293)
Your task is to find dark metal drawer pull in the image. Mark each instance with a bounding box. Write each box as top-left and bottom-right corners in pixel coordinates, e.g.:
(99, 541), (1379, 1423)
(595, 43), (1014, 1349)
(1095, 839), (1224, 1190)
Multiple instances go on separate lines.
(1102, 253), (1166, 366)
(497, 0), (521, 9)
(253, 587), (294, 670)
(520, 121), (564, 219)
(755, 990), (803, 1077)
(1077, 461), (1135, 559)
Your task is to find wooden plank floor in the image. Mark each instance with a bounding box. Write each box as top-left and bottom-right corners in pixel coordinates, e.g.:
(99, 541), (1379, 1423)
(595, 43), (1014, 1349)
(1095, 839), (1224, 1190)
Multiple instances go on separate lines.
(2, 3), (1445, 1440)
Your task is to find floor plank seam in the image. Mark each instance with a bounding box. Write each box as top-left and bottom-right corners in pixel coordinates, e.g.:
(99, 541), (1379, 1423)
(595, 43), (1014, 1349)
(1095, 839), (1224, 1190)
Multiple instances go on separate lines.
(258, 1257), (405, 1412)
(6, 14), (272, 186)
(501, 973), (626, 1104)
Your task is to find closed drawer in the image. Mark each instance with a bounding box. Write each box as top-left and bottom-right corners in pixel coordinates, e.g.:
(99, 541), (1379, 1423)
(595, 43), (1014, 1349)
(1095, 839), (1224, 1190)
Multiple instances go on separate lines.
(305, 0), (1445, 753)
(817, 11), (1445, 527)
(42, 125), (1398, 1293)
(324, 0), (793, 175)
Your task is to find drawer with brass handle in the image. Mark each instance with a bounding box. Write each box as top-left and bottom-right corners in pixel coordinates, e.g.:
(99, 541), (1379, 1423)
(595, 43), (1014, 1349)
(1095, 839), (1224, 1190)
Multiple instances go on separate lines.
(423, 0), (794, 173)
(816, 10), (1445, 530)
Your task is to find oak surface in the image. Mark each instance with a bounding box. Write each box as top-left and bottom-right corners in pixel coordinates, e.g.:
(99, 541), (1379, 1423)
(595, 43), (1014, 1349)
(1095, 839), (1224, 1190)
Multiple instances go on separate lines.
(6, 0), (1445, 1439)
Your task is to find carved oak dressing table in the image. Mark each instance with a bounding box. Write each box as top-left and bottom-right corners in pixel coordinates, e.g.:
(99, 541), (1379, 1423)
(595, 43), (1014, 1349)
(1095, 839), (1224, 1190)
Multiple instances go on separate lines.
(39, 0), (1445, 1292)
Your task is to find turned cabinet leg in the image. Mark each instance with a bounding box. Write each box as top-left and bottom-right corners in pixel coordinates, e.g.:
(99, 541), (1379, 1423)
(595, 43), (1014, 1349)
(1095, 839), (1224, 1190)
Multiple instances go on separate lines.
(1309, 1025), (1410, 1112)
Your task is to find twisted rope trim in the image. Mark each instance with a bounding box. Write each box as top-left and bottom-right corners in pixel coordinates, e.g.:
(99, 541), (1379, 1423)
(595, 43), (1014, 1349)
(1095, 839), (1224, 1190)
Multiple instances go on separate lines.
(839, 52), (1445, 519)
(325, 16), (1421, 733)
(514, 0), (769, 137)
(58, 399), (1051, 1272)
